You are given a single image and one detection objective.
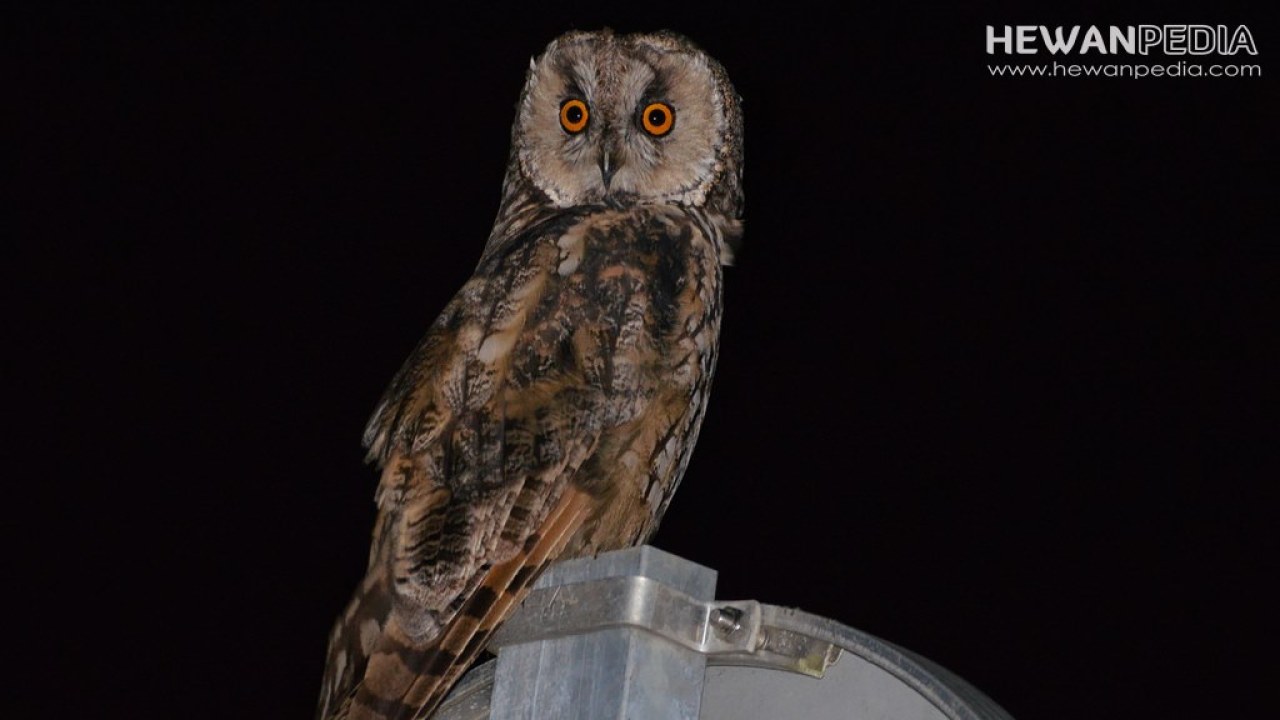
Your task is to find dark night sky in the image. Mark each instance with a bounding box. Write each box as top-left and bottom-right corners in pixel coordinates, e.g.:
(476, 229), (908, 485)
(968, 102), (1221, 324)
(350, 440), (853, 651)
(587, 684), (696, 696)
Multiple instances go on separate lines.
(13, 3), (1274, 719)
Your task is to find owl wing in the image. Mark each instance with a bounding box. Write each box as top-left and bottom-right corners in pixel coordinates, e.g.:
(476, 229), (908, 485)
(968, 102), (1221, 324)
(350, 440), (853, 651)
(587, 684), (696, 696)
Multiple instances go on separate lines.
(318, 210), (666, 719)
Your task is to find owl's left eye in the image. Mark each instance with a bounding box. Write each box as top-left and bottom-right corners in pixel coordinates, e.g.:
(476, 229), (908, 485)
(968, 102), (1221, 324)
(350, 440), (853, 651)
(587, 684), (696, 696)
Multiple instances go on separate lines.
(640, 102), (675, 137)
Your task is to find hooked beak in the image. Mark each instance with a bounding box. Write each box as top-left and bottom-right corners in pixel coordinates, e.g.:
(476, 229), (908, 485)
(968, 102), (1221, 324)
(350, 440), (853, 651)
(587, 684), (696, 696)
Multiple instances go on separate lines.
(598, 151), (618, 190)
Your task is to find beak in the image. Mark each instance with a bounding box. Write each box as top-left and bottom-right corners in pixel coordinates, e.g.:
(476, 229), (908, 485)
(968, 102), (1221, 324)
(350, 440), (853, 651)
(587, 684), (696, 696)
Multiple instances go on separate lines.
(598, 151), (618, 190)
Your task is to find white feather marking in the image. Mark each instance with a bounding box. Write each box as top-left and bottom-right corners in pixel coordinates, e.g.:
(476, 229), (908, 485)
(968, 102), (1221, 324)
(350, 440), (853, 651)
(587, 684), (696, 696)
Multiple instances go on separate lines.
(333, 650), (347, 692)
(478, 330), (516, 364)
(556, 226), (587, 276)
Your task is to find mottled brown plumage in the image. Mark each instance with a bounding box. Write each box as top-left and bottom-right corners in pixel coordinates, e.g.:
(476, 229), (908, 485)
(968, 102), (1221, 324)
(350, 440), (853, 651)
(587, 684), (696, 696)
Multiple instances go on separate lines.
(318, 29), (743, 719)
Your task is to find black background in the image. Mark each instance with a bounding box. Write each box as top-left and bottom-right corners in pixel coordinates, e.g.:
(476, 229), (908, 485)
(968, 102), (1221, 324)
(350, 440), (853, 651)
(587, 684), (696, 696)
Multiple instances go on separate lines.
(14, 3), (1274, 719)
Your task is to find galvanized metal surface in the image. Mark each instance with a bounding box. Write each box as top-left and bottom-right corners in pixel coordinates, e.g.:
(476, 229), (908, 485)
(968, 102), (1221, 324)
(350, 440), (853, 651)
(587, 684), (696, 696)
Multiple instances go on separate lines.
(488, 546), (714, 719)
(489, 546), (840, 679)
(435, 546), (1014, 720)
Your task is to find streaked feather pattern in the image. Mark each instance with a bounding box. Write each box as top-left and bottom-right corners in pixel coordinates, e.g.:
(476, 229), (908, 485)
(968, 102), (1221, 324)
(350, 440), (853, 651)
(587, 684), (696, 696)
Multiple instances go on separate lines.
(319, 29), (742, 719)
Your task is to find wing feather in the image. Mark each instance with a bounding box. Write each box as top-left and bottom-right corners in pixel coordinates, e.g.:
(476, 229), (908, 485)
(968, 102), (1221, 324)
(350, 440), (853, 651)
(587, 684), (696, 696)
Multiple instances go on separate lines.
(321, 205), (712, 719)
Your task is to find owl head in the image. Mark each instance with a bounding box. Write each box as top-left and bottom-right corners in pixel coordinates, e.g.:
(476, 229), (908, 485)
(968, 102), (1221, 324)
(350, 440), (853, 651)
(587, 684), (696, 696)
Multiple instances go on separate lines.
(510, 30), (743, 217)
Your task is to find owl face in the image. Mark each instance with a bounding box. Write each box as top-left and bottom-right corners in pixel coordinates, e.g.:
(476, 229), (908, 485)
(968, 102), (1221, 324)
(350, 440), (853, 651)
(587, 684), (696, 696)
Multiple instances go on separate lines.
(515, 31), (737, 209)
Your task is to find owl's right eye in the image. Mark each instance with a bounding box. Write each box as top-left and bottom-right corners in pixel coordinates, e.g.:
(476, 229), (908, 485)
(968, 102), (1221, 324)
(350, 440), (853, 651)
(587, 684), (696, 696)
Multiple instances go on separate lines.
(559, 99), (589, 134)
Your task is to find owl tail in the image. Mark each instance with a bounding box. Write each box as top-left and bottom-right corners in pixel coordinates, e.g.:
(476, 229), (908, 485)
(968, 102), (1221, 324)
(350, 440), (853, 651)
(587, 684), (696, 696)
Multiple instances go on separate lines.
(347, 488), (592, 720)
(317, 520), (398, 720)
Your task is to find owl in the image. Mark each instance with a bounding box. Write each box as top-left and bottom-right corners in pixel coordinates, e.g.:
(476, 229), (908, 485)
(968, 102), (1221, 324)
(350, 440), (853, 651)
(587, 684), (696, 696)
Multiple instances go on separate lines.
(317, 29), (743, 720)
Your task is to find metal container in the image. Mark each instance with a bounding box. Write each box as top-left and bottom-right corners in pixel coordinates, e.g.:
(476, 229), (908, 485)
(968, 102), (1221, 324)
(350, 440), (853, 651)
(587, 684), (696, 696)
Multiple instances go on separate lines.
(436, 546), (1012, 720)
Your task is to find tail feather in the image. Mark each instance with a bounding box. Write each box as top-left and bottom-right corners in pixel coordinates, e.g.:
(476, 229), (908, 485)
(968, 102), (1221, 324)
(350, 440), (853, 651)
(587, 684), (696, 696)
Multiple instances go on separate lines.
(348, 488), (591, 719)
(317, 562), (394, 720)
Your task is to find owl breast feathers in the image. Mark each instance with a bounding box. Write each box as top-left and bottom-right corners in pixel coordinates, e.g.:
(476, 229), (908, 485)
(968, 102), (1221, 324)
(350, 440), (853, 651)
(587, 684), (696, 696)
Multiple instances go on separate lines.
(318, 29), (742, 720)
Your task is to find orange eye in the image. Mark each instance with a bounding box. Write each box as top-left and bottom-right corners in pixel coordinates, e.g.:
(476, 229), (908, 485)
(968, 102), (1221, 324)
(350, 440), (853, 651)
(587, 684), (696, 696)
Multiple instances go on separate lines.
(559, 99), (589, 134)
(640, 102), (674, 136)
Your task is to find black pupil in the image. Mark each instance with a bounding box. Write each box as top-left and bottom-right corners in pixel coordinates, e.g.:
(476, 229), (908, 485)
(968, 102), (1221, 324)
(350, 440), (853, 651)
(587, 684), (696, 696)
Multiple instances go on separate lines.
(648, 108), (666, 126)
(565, 105), (583, 124)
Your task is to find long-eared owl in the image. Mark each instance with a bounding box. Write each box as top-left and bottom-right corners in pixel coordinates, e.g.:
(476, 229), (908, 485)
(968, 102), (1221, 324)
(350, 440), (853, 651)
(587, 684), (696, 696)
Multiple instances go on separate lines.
(318, 29), (743, 719)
